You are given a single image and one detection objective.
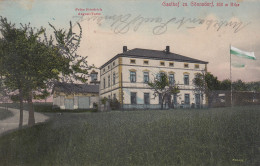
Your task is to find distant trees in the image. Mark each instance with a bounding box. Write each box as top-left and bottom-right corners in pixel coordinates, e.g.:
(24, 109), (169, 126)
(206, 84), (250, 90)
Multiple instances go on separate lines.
(194, 72), (260, 92)
(148, 73), (180, 110)
(0, 16), (91, 127)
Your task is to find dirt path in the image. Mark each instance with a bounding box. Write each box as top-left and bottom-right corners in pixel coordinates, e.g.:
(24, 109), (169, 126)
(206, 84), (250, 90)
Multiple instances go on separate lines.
(0, 107), (49, 135)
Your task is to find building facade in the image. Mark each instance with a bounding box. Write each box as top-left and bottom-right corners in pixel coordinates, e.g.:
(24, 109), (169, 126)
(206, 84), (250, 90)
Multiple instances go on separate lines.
(99, 46), (208, 109)
(52, 68), (100, 110)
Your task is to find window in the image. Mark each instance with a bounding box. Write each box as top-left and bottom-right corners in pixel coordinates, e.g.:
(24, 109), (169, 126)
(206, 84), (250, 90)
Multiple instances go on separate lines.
(143, 72), (149, 83)
(130, 59), (136, 64)
(184, 94), (190, 105)
(103, 68), (105, 72)
(173, 94), (177, 105)
(103, 78), (106, 88)
(143, 60), (149, 65)
(156, 73), (160, 81)
(156, 72), (165, 81)
(160, 61), (165, 66)
(169, 62), (174, 67)
(169, 74), (175, 85)
(184, 74), (189, 85)
(195, 64), (199, 69)
(108, 75), (110, 87)
(144, 93), (150, 104)
(184, 63), (189, 68)
(90, 73), (97, 81)
(108, 65), (110, 70)
(130, 71), (136, 82)
(113, 61), (115, 66)
(131, 92), (137, 104)
(113, 73), (116, 85)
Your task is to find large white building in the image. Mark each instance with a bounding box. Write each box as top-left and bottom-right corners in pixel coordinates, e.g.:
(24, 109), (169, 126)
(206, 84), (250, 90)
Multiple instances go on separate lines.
(99, 46), (208, 109)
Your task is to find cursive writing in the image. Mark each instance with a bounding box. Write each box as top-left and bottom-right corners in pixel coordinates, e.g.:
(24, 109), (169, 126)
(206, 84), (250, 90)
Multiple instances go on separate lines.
(72, 14), (250, 35)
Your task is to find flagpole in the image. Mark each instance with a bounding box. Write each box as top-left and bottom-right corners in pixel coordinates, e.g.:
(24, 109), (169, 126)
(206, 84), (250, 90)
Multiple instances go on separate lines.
(230, 44), (232, 107)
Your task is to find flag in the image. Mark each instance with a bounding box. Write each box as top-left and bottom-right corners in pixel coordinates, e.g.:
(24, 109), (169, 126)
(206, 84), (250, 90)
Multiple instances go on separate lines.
(230, 46), (256, 60)
(231, 62), (245, 68)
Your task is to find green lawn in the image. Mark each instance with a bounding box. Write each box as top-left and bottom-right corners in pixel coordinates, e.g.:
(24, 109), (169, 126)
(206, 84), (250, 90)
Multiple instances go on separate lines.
(0, 106), (259, 166)
(0, 108), (13, 120)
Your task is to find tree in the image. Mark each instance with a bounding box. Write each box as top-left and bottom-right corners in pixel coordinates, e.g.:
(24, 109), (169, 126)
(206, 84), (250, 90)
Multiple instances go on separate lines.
(220, 79), (231, 90)
(233, 79), (247, 91)
(0, 16), (91, 127)
(205, 72), (221, 91)
(247, 82), (260, 92)
(193, 72), (208, 108)
(148, 73), (180, 110)
(0, 78), (11, 111)
(48, 21), (92, 84)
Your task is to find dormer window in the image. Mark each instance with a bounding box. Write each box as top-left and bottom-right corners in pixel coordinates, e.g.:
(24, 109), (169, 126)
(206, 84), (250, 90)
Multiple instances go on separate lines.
(160, 61), (165, 66)
(130, 59), (136, 64)
(143, 60), (149, 65)
(184, 63), (189, 68)
(90, 70), (98, 81)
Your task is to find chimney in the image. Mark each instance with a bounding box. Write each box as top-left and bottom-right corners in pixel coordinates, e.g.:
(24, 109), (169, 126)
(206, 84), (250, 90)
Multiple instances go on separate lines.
(166, 46), (170, 54)
(123, 46), (127, 53)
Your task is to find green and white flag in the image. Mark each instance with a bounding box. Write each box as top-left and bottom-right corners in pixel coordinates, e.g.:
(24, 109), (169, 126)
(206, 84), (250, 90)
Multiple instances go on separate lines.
(230, 46), (256, 60)
(231, 62), (245, 68)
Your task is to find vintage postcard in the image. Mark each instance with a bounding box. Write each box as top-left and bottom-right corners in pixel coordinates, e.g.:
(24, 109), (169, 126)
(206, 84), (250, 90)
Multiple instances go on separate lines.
(0, 0), (259, 165)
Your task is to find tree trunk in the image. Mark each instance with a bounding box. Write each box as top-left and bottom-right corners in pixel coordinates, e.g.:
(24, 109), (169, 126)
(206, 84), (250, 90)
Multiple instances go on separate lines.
(28, 91), (35, 127)
(161, 102), (163, 110)
(161, 96), (165, 110)
(19, 88), (24, 128)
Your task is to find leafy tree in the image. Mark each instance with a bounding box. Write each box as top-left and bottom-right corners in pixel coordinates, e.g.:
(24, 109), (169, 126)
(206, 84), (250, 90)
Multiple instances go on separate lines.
(193, 72), (222, 108)
(193, 73), (207, 108)
(0, 78), (11, 110)
(148, 73), (180, 110)
(205, 72), (221, 90)
(0, 16), (91, 127)
(233, 79), (247, 91)
(247, 82), (260, 92)
(220, 79), (231, 90)
(48, 21), (92, 84)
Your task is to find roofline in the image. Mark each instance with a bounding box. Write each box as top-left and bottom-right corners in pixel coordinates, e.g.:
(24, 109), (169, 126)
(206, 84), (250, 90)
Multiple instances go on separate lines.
(52, 82), (99, 94)
(99, 52), (208, 69)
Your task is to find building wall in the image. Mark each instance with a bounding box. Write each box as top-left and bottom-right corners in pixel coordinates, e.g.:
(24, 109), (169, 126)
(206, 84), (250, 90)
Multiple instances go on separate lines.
(53, 92), (99, 110)
(100, 56), (207, 108)
(100, 57), (120, 100)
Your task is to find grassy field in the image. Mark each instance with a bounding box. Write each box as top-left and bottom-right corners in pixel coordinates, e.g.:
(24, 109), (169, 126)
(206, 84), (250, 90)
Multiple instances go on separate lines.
(0, 108), (14, 120)
(0, 106), (259, 166)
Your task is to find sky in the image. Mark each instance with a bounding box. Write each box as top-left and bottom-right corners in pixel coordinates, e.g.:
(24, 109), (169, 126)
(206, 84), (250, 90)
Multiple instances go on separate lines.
(1, 0), (260, 82)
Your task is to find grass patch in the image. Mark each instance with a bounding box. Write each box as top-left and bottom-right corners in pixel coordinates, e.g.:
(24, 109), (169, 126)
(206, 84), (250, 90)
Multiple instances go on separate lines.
(0, 108), (14, 120)
(0, 106), (259, 165)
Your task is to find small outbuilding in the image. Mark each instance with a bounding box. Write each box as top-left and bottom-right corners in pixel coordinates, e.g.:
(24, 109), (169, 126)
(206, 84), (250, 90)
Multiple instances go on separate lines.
(52, 82), (99, 110)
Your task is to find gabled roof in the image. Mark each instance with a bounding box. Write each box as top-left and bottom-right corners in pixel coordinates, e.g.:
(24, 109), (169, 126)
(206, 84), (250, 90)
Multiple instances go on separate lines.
(100, 48), (208, 69)
(52, 82), (99, 94)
